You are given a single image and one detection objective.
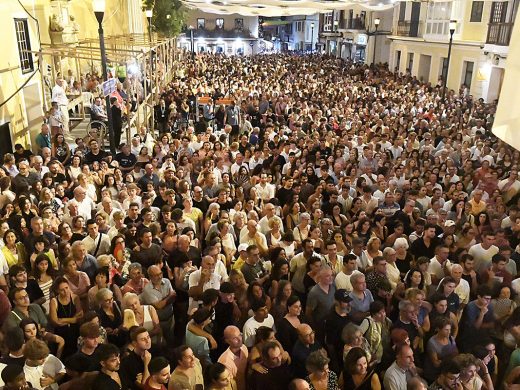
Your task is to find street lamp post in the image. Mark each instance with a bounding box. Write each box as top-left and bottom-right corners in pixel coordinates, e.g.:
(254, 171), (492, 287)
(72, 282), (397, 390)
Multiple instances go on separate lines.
(310, 22), (315, 53)
(441, 20), (457, 102)
(93, 0), (115, 154)
(188, 25), (195, 59)
(146, 9), (154, 137)
(333, 20), (339, 56)
(372, 17), (380, 66)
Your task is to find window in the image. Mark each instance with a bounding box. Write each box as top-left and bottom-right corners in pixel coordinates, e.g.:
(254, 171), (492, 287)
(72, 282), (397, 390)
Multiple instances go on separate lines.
(425, 1), (453, 35)
(395, 50), (401, 72)
(296, 21), (303, 32)
(323, 12), (333, 31)
(234, 18), (244, 31)
(470, 1), (484, 22)
(216, 18), (224, 29)
(399, 2), (406, 21)
(463, 61), (474, 89)
(197, 18), (205, 29)
(14, 18), (33, 74)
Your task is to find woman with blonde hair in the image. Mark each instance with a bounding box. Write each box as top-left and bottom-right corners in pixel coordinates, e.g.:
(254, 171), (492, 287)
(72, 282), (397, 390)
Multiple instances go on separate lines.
(360, 237), (382, 270)
(123, 292), (161, 341)
(77, 173), (98, 202)
(342, 323), (372, 364)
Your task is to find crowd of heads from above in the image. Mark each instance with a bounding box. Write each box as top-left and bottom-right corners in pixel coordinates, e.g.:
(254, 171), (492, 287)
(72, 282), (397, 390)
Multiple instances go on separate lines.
(0, 52), (519, 390)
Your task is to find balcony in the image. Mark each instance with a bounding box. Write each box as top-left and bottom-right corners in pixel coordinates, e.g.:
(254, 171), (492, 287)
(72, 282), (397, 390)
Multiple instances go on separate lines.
(395, 21), (422, 38)
(183, 27), (255, 39)
(486, 22), (514, 46)
(339, 18), (366, 30)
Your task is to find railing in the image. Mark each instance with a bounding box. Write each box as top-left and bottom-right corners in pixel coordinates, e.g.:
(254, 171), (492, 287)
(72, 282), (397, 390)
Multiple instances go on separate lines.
(486, 22), (514, 46)
(339, 18), (365, 30)
(395, 20), (422, 37)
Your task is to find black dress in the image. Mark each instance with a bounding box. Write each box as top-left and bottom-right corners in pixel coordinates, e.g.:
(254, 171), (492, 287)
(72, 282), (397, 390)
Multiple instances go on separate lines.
(98, 302), (128, 347)
(341, 370), (376, 390)
(54, 295), (80, 358)
(276, 317), (301, 352)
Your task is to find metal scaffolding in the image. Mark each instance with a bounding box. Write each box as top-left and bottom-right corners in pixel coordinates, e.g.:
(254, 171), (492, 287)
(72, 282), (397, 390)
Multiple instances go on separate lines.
(26, 33), (179, 145)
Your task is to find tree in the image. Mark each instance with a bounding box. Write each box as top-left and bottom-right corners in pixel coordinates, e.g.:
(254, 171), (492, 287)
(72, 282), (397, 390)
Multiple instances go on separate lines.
(143, 0), (186, 38)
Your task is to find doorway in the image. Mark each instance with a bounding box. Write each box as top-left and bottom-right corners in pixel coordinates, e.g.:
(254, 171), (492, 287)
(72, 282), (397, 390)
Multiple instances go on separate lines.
(487, 66), (504, 102)
(0, 123), (13, 157)
(418, 54), (432, 82)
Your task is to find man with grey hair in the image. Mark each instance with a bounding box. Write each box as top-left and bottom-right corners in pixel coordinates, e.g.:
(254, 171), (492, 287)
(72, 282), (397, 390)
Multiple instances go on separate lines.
(141, 265), (176, 333)
(12, 160), (39, 191)
(306, 266), (335, 343)
(384, 247), (401, 291)
(348, 273), (374, 324)
(239, 219), (267, 253)
(41, 147), (52, 165)
(258, 203), (284, 235)
(69, 186), (96, 220)
(449, 263), (470, 307)
(30, 154), (49, 176)
(394, 300), (422, 353)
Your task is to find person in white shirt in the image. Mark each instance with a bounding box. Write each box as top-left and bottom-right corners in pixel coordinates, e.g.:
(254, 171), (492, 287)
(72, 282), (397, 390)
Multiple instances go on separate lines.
(23, 338), (66, 390)
(468, 231), (499, 273)
(258, 203), (284, 235)
(335, 254), (361, 292)
(68, 187), (95, 221)
(428, 245), (452, 286)
(255, 174), (276, 202)
(239, 220), (268, 254)
(383, 247), (401, 292)
(449, 264), (470, 306)
(188, 256), (221, 313)
(82, 219), (111, 257)
(242, 299), (275, 348)
(249, 149), (264, 172)
(230, 153), (248, 176)
(501, 206), (519, 229)
(51, 78), (69, 133)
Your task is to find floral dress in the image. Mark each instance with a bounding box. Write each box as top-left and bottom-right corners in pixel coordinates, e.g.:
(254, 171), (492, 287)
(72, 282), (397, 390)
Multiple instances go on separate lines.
(306, 370), (339, 390)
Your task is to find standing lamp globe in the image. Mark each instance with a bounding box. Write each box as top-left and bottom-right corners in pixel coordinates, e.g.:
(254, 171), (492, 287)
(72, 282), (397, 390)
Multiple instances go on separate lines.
(372, 17), (381, 66)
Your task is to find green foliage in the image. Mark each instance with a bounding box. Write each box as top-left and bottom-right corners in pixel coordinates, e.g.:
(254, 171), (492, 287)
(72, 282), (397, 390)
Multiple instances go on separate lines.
(142, 0), (154, 11)
(151, 0), (186, 38)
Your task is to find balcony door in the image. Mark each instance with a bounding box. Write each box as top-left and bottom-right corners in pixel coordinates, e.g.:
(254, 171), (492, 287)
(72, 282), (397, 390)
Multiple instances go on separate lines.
(410, 2), (421, 37)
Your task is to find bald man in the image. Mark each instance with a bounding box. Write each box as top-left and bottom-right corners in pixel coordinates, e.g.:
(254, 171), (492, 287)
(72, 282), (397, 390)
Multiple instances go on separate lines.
(291, 323), (322, 379)
(239, 220), (268, 253)
(288, 379), (311, 390)
(218, 326), (248, 390)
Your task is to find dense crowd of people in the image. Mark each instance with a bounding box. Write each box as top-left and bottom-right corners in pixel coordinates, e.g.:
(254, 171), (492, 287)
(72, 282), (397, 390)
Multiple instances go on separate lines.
(0, 52), (519, 390)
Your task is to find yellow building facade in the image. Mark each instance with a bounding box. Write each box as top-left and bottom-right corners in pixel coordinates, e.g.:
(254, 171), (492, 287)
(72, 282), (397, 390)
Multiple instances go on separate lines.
(388, 0), (518, 102)
(0, 0), (146, 153)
